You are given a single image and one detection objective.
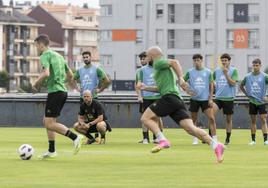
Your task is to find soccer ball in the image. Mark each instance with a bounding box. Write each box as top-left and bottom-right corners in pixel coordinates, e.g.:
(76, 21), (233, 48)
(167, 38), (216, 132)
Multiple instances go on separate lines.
(18, 144), (34, 160)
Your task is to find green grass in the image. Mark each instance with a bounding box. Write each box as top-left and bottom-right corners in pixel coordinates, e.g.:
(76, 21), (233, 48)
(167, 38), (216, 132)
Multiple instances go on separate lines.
(1, 128), (268, 188)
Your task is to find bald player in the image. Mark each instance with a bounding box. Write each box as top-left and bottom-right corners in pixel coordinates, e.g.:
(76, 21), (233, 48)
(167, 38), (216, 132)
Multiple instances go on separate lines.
(140, 46), (225, 163)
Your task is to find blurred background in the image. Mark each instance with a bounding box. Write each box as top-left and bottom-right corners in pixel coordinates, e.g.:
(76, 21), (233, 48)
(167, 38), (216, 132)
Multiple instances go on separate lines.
(0, 0), (268, 93)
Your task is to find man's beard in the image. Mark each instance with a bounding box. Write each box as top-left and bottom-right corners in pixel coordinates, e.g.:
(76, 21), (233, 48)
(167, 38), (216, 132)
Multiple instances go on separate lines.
(84, 61), (91, 65)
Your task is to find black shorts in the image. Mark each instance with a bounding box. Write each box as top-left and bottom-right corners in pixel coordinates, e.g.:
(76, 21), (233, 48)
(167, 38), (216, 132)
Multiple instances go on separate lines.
(214, 99), (234, 115)
(249, 102), (267, 115)
(189, 99), (210, 112)
(149, 94), (190, 123)
(45, 91), (67, 117)
(139, 99), (157, 113)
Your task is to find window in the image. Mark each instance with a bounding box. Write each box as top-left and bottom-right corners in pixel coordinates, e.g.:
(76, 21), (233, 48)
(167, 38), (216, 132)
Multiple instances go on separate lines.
(100, 5), (112, 16)
(227, 29), (259, 49)
(205, 3), (213, 19)
(168, 4), (175, 23)
(135, 4), (143, 20)
(168, 30), (175, 48)
(100, 30), (112, 41)
(26, 28), (30, 39)
(227, 3), (259, 23)
(248, 30), (259, 49)
(168, 29), (201, 49)
(136, 30), (143, 44)
(247, 55), (259, 72)
(100, 55), (113, 67)
(205, 29), (213, 45)
(193, 4), (201, 23)
(167, 55), (175, 59)
(156, 29), (163, 46)
(193, 29), (201, 48)
(156, 4), (164, 19)
(248, 4), (259, 23)
(226, 30), (234, 48)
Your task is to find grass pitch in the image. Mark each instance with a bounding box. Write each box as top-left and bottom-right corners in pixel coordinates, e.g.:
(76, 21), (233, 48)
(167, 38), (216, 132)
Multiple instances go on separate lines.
(1, 128), (268, 188)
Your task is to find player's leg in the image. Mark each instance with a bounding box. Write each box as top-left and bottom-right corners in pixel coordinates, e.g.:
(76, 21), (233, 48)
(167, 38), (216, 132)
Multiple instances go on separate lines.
(249, 103), (257, 145)
(259, 105), (268, 145)
(96, 121), (107, 144)
(189, 99), (199, 145)
(203, 106), (217, 141)
(141, 97), (171, 153)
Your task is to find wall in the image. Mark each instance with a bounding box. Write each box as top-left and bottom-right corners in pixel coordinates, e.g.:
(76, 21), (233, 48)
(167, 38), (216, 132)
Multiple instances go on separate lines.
(0, 94), (264, 129)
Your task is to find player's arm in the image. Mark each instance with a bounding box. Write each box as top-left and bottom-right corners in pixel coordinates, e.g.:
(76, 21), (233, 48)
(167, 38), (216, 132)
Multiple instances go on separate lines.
(96, 68), (111, 93)
(78, 115), (86, 126)
(208, 72), (214, 107)
(135, 69), (143, 102)
(89, 115), (104, 126)
(264, 75), (268, 102)
(33, 53), (52, 92)
(239, 78), (248, 98)
(33, 67), (49, 87)
(224, 68), (237, 86)
(140, 85), (159, 92)
(168, 59), (194, 95)
(88, 103), (104, 126)
(65, 63), (79, 90)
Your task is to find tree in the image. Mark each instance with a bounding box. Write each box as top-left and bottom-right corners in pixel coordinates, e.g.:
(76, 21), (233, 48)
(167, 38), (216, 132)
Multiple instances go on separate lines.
(265, 67), (268, 74)
(0, 70), (9, 88)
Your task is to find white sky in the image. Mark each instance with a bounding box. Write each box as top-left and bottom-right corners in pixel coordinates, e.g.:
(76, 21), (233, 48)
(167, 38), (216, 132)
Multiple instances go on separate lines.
(3, 0), (100, 8)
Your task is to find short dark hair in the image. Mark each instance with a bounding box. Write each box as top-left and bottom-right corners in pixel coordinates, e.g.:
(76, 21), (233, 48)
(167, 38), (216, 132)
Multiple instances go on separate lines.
(252, 58), (261, 65)
(192, 54), (203, 60)
(82, 51), (91, 57)
(220, 53), (231, 61)
(138, 51), (146, 60)
(34, 34), (50, 46)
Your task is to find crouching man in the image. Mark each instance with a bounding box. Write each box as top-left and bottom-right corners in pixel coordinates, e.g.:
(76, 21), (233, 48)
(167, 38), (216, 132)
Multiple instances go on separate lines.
(74, 90), (111, 144)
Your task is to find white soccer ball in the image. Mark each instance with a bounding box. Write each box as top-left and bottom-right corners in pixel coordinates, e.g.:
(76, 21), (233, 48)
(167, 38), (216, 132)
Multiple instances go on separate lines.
(18, 144), (34, 160)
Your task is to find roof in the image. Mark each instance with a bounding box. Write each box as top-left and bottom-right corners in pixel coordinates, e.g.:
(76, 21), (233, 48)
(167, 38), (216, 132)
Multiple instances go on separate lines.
(0, 8), (37, 24)
(37, 3), (99, 29)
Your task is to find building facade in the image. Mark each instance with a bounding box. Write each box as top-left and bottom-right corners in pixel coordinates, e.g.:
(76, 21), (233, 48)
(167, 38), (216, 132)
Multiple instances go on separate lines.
(99, 0), (268, 90)
(28, 3), (99, 69)
(0, 2), (42, 91)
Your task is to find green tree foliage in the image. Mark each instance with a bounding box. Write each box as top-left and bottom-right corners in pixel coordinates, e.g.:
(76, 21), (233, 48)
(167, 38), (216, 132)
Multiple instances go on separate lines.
(0, 70), (9, 88)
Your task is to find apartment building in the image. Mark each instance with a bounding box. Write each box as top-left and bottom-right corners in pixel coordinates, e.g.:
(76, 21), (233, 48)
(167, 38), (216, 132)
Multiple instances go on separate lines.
(28, 3), (99, 68)
(0, 1), (43, 91)
(99, 0), (268, 90)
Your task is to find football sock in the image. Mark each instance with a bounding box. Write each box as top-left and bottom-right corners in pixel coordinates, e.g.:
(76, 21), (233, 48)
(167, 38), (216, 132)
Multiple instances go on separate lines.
(95, 133), (99, 138)
(65, 130), (77, 141)
(156, 132), (166, 141)
(263, 133), (267, 142)
(226, 132), (231, 142)
(48, 140), (55, 152)
(86, 129), (95, 140)
(143, 131), (149, 140)
(251, 134), (256, 142)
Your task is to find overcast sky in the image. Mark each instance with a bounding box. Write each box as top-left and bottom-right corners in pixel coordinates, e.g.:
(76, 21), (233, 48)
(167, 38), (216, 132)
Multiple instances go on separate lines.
(3, 0), (100, 8)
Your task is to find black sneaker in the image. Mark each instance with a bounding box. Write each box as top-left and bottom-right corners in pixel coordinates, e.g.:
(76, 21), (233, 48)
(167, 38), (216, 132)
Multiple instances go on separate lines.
(106, 123), (112, 132)
(86, 138), (96, 145)
(224, 140), (230, 145)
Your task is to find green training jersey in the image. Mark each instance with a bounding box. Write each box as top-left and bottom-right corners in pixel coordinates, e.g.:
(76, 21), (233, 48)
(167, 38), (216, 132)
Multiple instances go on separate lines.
(153, 58), (181, 97)
(40, 49), (69, 93)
